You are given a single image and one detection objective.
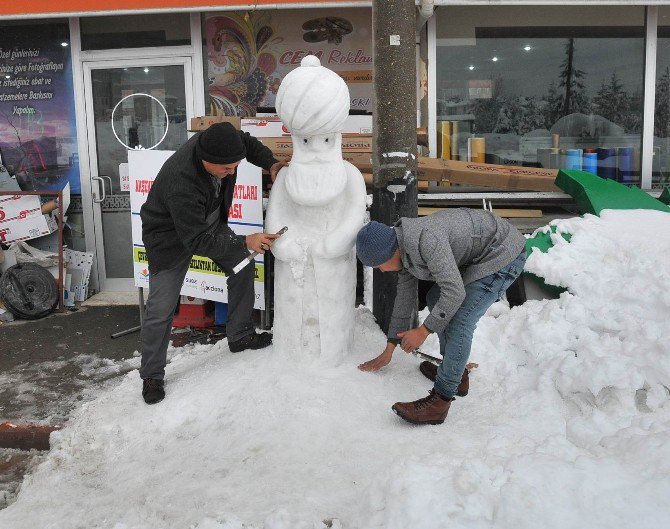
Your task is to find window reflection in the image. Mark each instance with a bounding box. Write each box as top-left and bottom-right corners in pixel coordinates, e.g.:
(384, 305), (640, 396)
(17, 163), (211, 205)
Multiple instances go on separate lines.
(436, 6), (645, 187)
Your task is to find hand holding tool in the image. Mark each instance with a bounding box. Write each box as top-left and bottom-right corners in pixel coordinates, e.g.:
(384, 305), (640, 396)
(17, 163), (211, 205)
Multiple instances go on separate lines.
(232, 226), (288, 274)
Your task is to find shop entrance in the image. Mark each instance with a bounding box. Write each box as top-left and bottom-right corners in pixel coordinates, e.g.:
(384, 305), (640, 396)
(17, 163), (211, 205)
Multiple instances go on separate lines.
(82, 57), (194, 291)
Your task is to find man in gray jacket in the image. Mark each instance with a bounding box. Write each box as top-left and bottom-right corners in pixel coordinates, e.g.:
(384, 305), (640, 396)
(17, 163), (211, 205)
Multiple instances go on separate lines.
(356, 208), (526, 425)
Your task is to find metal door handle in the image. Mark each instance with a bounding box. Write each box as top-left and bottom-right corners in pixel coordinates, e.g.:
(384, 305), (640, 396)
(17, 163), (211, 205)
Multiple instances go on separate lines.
(92, 176), (105, 203)
(92, 175), (113, 203)
(101, 175), (113, 196)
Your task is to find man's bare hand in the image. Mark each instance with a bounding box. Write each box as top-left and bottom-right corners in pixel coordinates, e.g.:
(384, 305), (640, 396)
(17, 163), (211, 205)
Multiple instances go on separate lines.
(397, 325), (430, 352)
(269, 161), (288, 182)
(245, 232), (281, 254)
(358, 343), (395, 372)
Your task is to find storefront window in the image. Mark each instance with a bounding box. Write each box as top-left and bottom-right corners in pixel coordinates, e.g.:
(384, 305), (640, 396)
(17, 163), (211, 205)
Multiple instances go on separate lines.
(654, 7), (670, 189)
(201, 9), (373, 116)
(81, 14), (191, 51)
(0, 20), (84, 250)
(435, 6), (645, 186)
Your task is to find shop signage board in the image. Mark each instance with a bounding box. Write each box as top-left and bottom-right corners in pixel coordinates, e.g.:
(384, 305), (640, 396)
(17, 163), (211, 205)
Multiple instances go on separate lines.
(0, 23), (79, 193)
(129, 150), (265, 309)
(204, 8), (373, 115)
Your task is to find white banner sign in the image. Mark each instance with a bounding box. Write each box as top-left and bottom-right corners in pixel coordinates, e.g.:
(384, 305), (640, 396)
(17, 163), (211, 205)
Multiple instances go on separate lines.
(129, 150), (265, 309)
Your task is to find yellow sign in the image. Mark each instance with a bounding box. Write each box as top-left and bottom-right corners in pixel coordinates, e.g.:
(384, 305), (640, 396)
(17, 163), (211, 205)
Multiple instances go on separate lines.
(133, 247), (264, 282)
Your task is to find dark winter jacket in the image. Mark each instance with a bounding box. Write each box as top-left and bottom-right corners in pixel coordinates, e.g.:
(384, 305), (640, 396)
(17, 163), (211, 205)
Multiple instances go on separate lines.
(140, 131), (277, 273)
(387, 208), (526, 341)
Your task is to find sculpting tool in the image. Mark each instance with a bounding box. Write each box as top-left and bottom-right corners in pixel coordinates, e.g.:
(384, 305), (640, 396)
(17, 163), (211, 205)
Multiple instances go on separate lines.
(232, 226), (288, 274)
(408, 349), (441, 365)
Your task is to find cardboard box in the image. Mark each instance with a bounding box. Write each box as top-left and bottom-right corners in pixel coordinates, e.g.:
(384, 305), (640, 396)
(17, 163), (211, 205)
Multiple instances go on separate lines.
(352, 157), (559, 191)
(343, 152), (372, 167)
(0, 185), (70, 244)
(241, 118), (289, 137)
(0, 194), (42, 223)
(419, 159), (560, 191)
(0, 212), (57, 244)
(0, 194), (53, 244)
(259, 134), (372, 154)
(242, 114), (372, 135)
(189, 115), (241, 132)
(263, 150), (371, 168)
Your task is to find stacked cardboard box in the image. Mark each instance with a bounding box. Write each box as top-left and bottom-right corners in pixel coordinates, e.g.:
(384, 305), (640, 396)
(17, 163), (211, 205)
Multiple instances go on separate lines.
(189, 115), (559, 192)
(257, 135), (372, 169)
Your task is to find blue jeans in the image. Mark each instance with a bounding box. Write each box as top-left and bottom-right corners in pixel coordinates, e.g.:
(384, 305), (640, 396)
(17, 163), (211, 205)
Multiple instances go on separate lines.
(426, 251), (526, 399)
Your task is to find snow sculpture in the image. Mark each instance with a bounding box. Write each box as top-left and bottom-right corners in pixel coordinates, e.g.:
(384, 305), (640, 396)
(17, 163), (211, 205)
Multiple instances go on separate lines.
(266, 55), (367, 363)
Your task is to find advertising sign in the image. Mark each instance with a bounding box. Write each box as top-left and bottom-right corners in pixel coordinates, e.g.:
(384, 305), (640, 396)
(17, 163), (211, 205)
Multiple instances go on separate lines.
(204, 8), (372, 115)
(129, 150), (265, 309)
(0, 23), (79, 193)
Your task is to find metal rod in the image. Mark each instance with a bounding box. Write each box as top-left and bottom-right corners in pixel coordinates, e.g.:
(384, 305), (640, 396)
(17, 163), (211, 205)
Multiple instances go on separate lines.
(110, 287), (145, 339)
(139, 287), (145, 328)
(57, 191), (64, 313)
(110, 325), (142, 339)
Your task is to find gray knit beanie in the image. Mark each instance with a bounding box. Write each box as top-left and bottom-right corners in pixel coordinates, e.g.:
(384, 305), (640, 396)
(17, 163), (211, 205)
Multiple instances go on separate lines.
(356, 221), (398, 267)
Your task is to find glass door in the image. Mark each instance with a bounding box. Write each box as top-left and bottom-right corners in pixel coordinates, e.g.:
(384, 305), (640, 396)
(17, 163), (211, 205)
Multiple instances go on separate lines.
(83, 58), (193, 291)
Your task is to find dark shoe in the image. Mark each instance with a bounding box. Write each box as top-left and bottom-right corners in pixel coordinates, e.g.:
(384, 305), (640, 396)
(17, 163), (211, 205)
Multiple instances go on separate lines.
(229, 332), (272, 353)
(419, 362), (469, 396)
(392, 390), (454, 425)
(142, 378), (165, 405)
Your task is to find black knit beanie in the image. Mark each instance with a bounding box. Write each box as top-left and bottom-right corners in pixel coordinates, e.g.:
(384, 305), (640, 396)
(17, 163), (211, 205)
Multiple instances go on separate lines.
(195, 122), (246, 164)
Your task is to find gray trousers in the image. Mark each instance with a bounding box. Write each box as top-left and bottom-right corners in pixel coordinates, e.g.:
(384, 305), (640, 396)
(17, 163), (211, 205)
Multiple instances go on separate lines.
(139, 249), (256, 380)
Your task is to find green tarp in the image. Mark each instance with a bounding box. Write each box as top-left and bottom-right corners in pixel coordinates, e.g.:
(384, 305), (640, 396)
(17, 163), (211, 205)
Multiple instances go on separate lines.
(555, 170), (670, 216)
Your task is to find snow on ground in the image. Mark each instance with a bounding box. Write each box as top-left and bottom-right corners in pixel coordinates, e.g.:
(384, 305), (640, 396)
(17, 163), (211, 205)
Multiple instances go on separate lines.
(1, 209), (669, 528)
(0, 353), (140, 423)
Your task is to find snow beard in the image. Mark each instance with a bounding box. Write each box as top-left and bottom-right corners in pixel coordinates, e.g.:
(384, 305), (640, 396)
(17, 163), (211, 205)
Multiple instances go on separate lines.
(284, 159), (348, 207)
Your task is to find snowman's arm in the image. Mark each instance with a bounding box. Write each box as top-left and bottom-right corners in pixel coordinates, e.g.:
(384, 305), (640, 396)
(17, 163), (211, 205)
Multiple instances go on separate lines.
(321, 162), (367, 258)
(265, 168), (302, 262)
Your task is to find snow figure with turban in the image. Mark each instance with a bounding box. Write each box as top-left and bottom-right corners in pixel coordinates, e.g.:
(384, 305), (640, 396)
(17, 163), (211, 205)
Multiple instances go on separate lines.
(266, 55), (367, 364)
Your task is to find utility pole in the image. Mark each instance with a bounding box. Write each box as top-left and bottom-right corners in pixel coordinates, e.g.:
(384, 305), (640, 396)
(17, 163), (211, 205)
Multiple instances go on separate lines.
(371, 0), (418, 333)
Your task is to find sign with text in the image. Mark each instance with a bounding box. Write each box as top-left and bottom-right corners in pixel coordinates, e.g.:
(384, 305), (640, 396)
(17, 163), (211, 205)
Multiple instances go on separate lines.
(204, 8), (372, 115)
(0, 23), (79, 194)
(129, 149), (264, 308)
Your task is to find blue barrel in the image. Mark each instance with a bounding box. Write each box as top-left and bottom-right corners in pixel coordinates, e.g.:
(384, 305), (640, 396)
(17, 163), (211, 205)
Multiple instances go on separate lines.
(565, 149), (582, 170)
(214, 302), (228, 325)
(583, 152), (598, 175)
(597, 148), (617, 179)
(617, 147), (634, 184)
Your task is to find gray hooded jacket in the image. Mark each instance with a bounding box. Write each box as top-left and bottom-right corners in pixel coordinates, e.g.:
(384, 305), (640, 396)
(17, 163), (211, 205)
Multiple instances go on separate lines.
(387, 208), (526, 341)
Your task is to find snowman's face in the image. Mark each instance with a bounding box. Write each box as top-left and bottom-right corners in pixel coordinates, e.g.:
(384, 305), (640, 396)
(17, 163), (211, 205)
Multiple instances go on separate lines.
(284, 132), (347, 207)
(290, 132), (341, 164)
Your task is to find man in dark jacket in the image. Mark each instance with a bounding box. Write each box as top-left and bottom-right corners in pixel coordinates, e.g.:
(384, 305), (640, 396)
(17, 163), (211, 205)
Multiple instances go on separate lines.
(356, 208), (526, 425)
(139, 122), (285, 404)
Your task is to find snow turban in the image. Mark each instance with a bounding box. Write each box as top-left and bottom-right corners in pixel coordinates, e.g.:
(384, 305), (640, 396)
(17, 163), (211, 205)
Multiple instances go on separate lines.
(275, 55), (350, 136)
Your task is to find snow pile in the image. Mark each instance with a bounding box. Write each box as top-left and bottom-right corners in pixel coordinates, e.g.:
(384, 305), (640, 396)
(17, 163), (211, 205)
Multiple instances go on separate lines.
(1, 209), (669, 528)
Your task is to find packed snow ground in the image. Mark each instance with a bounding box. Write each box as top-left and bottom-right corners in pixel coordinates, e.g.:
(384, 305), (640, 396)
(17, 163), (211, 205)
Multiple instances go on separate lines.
(1, 209), (669, 528)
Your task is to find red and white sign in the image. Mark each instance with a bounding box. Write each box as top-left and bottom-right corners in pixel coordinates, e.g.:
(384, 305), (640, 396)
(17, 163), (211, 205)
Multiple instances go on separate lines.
(0, 194), (52, 244)
(119, 162), (130, 192)
(129, 148), (264, 308)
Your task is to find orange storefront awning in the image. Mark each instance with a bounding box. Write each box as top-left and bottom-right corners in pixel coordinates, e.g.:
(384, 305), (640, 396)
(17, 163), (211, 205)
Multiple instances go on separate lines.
(1, 0), (366, 18)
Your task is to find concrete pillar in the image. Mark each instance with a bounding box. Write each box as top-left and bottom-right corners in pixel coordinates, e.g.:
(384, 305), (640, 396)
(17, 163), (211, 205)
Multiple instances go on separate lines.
(372, 0), (419, 333)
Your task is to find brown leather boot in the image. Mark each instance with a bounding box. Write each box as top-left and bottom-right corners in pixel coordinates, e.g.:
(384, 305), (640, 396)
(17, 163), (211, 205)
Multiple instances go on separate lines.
(419, 362), (469, 396)
(392, 390), (454, 425)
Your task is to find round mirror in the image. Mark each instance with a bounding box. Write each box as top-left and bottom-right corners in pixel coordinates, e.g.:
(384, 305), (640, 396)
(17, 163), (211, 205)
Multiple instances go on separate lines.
(111, 93), (169, 150)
